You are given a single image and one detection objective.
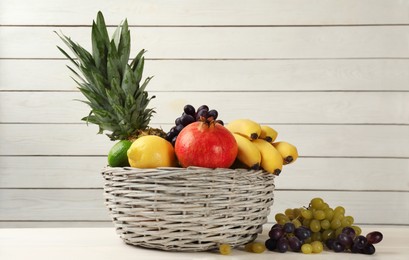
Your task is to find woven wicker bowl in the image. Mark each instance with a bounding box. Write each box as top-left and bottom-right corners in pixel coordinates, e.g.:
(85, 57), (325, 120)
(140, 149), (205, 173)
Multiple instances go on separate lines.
(101, 166), (275, 251)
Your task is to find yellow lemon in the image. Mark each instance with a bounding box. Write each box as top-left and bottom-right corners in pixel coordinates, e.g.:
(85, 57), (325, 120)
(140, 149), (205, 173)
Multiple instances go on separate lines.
(127, 135), (176, 168)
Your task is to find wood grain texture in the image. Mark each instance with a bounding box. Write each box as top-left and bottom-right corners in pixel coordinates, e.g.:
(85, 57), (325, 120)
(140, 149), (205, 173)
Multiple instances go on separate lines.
(1, 189), (407, 224)
(1, 59), (409, 91)
(1, 124), (408, 157)
(1, 26), (409, 59)
(1, 157), (408, 191)
(2, 92), (408, 124)
(1, 0), (408, 25)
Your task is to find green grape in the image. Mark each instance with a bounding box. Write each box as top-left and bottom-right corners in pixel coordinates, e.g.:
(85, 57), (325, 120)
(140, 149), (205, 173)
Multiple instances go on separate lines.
(251, 242), (266, 253)
(219, 244), (232, 255)
(311, 241), (324, 253)
(275, 213), (289, 223)
(351, 225), (362, 236)
(277, 219), (287, 225)
(301, 243), (313, 254)
(333, 212), (345, 221)
(334, 206), (345, 216)
(301, 209), (313, 220)
(304, 237), (312, 244)
(324, 208), (334, 221)
(303, 218), (311, 227)
(313, 210), (326, 220)
(310, 219), (321, 232)
(321, 229), (335, 241)
(293, 208), (302, 219)
(285, 208), (294, 220)
(311, 232), (322, 242)
(335, 227), (344, 237)
(292, 219), (302, 228)
(330, 218), (341, 229)
(341, 217), (352, 228)
(310, 198), (325, 210)
(244, 242), (254, 252)
(321, 203), (329, 210)
(345, 216), (354, 224)
(320, 219), (331, 230)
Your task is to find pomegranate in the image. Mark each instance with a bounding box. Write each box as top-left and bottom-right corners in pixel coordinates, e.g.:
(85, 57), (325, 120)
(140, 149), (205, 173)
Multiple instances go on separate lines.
(175, 121), (238, 168)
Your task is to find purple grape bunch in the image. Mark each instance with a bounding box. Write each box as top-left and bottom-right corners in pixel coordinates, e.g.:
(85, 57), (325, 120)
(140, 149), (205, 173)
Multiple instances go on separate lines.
(326, 227), (383, 255)
(265, 223), (311, 253)
(165, 104), (224, 146)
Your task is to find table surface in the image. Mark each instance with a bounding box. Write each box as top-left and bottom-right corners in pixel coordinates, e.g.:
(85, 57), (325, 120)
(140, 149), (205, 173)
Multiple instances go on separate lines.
(1, 225), (408, 260)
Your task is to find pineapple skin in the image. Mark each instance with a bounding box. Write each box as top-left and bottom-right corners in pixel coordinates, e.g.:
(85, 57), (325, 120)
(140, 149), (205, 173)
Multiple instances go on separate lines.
(56, 11), (161, 141)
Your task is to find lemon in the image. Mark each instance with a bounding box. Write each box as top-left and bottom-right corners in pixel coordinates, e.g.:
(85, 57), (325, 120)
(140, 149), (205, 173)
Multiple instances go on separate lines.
(107, 140), (133, 167)
(127, 135), (176, 168)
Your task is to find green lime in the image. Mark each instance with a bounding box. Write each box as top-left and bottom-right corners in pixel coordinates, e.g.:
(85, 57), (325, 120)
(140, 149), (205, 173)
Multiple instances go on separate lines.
(108, 140), (133, 167)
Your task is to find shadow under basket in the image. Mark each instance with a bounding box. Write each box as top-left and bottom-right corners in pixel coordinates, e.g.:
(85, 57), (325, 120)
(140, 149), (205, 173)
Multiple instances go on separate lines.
(101, 166), (275, 252)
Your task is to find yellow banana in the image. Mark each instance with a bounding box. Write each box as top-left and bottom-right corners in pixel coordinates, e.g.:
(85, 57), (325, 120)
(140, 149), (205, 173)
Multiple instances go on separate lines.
(252, 139), (283, 175)
(226, 119), (261, 140)
(259, 125), (278, 143)
(232, 133), (261, 170)
(273, 141), (298, 165)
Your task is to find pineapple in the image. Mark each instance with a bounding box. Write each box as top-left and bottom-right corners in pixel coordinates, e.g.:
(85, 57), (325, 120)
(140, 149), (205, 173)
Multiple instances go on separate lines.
(56, 11), (165, 141)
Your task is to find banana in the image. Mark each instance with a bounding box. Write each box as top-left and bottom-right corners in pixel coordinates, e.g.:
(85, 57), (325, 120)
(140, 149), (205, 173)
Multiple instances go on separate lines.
(232, 133), (261, 170)
(252, 139), (283, 175)
(259, 125), (278, 143)
(273, 141), (298, 165)
(226, 119), (261, 140)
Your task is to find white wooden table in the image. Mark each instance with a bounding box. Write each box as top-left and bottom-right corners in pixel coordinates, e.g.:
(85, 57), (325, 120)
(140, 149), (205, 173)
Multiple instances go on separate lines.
(1, 225), (408, 260)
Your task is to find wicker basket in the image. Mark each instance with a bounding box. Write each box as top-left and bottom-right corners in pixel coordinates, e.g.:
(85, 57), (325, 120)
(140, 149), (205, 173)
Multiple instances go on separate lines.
(101, 166), (275, 251)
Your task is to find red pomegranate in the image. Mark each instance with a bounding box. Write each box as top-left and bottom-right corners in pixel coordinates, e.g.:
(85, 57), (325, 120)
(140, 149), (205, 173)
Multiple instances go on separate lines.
(175, 121), (238, 168)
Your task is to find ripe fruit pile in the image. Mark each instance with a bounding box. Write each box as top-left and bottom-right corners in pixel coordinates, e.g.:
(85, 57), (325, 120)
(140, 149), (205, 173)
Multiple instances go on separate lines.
(268, 197), (383, 255)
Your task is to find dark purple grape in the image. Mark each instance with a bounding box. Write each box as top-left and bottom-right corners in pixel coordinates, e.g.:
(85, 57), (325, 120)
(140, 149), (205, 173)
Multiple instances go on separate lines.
(294, 227), (311, 240)
(171, 136), (177, 146)
(180, 114), (195, 126)
(196, 109), (208, 120)
(351, 244), (362, 254)
(337, 233), (353, 248)
(353, 235), (367, 250)
(362, 244), (376, 255)
(265, 239), (277, 251)
(216, 119), (224, 126)
(165, 130), (176, 141)
(183, 104), (195, 116)
(366, 231), (383, 244)
(271, 224), (282, 229)
(175, 124), (184, 133)
(175, 117), (182, 125)
(325, 238), (336, 250)
(342, 227), (356, 239)
(276, 238), (289, 253)
(207, 109), (218, 120)
(197, 105), (209, 112)
(283, 222), (295, 233)
(288, 236), (302, 252)
(332, 241), (345, 252)
(269, 227), (284, 240)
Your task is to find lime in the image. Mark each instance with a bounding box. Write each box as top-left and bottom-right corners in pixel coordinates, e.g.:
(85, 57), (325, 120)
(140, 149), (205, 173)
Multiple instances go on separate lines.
(107, 140), (133, 167)
(127, 135), (176, 168)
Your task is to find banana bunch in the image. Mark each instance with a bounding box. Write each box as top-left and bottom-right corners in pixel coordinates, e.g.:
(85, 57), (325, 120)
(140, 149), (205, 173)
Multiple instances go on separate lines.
(226, 119), (298, 175)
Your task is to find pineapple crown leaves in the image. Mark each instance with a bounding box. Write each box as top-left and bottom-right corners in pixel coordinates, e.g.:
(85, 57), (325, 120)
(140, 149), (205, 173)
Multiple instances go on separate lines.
(55, 11), (156, 141)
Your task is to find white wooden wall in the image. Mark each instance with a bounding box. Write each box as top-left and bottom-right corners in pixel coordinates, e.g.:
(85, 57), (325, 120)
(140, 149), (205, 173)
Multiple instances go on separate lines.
(1, 0), (408, 228)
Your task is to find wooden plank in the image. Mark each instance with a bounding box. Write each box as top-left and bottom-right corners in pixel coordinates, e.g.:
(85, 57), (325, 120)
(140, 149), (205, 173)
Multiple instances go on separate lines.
(2, 59), (409, 91)
(1, 0), (408, 25)
(2, 92), (408, 124)
(0, 189), (407, 224)
(0, 221), (113, 228)
(2, 26), (408, 59)
(1, 156), (408, 191)
(0, 156), (106, 188)
(0, 124), (408, 157)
